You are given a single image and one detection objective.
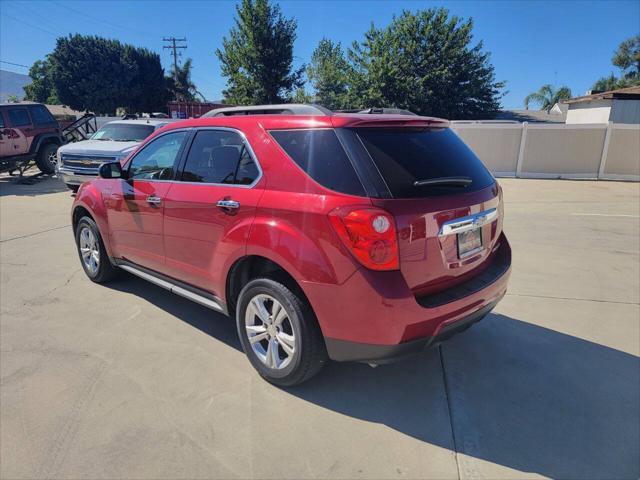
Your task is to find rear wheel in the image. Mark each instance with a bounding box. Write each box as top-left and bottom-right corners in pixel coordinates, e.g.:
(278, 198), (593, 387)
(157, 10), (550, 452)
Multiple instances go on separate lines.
(35, 143), (58, 174)
(236, 278), (327, 386)
(74, 216), (118, 283)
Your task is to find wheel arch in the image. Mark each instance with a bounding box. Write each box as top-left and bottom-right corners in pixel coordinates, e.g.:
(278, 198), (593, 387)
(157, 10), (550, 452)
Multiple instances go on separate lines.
(225, 255), (313, 321)
(30, 133), (62, 154)
(72, 189), (114, 258)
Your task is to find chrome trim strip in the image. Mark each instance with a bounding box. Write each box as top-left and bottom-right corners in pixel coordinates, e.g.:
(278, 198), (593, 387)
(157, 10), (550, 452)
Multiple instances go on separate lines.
(438, 208), (498, 237)
(119, 264), (224, 312)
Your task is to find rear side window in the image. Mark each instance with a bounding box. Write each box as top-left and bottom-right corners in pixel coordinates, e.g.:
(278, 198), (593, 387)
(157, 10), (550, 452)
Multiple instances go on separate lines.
(270, 129), (365, 196)
(181, 129), (259, 185)
(7, 108), (31, 127)
(29, 105), (56, 125)
(356, 128), (495, 198)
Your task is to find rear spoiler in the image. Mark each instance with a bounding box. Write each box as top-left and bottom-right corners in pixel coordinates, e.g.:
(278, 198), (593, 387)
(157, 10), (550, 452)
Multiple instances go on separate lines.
(345, 118), (450, 128)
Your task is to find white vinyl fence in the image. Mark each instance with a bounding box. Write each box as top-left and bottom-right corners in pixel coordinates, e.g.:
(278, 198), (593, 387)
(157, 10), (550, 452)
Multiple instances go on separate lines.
(451, 122), (640, 181)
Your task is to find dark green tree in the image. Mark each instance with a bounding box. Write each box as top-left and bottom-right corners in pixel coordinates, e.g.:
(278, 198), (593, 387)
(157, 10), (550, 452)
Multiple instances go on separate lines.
(524, 84), (572, 112)
(307, 38), (351, 110)
(125, 46), (169, 112)
(216, 0), (304, 104)
(347, 8), (504, 119)
(592, 35), (640, 91)
(23, 56), (59, 104)
(613, 35), (640, 79)
(50, 34), (136, 114)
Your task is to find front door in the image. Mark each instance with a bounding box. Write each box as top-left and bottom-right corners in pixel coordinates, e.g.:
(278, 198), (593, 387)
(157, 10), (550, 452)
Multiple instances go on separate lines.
(106, 130), (188, 272)
(163, 128), (263, 294)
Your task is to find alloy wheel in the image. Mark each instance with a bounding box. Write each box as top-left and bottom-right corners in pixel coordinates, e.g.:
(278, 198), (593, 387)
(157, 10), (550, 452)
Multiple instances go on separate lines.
(245, 294), (297, 369)
(79, 226), (100, 275)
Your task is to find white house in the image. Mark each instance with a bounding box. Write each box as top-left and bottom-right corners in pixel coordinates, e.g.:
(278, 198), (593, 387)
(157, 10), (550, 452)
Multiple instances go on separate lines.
(564, 86), (640, 124)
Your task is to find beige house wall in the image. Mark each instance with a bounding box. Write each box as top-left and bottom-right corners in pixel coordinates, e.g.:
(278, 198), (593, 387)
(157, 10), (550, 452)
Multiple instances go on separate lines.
(565, 99), (612, 124)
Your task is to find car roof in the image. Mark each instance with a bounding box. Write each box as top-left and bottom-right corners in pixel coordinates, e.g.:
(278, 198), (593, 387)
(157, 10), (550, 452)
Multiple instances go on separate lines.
(156, 113), (449, 133)
(102, 119), (173, 126)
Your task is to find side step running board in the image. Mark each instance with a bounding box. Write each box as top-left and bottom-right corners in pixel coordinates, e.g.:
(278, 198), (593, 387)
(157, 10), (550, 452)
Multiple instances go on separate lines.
(119, 264), (224, 312)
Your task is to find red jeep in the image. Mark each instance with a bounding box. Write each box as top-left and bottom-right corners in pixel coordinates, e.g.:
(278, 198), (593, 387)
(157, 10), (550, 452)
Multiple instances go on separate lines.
(71, 104), (511, 386)
(0, 102), (63, 174)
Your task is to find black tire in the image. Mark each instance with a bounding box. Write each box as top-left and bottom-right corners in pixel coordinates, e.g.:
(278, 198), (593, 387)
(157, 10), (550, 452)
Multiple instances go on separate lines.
(35, 142), (58, 174)
(66, 183), (80, 193)
(74, 216), (118, 283)
(236, 277), (327, 386)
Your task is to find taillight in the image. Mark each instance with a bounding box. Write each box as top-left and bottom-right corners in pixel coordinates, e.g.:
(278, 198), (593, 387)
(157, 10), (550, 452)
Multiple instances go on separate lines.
(328, 207), (399, 271)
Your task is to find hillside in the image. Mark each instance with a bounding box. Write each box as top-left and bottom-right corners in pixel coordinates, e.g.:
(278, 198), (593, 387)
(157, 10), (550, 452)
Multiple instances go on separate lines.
(0, 69), (30, 102)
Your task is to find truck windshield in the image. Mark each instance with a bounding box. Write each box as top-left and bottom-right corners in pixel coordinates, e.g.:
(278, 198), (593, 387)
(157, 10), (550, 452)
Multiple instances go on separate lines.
(355, 127), (495, 198)
(92, 123), (155, 142)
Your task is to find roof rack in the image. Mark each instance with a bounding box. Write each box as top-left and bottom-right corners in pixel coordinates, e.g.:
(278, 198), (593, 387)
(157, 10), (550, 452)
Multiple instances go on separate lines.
(202, 104), (332, 117)
(335, 107), (417, 116)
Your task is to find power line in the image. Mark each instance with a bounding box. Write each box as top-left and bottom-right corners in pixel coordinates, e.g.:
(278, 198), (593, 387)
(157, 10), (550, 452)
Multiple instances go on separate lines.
(0, 60), (30, 69)
(50, 0), (158, 39)
(0, 12), (59, 37)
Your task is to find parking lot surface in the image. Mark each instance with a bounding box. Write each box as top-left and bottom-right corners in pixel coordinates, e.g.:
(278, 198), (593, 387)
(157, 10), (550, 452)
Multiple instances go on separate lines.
(1, 174), (639, 479)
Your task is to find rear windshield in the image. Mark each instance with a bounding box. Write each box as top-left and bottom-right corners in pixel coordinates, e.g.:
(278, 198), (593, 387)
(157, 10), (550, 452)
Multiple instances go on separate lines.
(270, 129), (365, 196)
(92, 123), (155, 142)
(356, 128), (495, 198)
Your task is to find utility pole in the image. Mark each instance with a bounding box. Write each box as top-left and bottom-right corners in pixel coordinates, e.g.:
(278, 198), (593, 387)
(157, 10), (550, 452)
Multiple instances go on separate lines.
(163, 37), (187, 100)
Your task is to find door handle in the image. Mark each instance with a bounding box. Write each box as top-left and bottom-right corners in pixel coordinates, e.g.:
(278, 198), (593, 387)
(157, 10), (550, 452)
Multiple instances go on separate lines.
(146, 195), (161, 205)
(216, 199), (240, 210)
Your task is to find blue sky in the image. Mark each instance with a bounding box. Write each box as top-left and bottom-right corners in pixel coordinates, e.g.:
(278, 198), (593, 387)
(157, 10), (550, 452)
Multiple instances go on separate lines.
(0, 0), (638, 109)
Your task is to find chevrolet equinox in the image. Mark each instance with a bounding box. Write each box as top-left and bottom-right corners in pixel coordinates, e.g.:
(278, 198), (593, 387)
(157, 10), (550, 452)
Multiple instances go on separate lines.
(71, 104), (511, 386)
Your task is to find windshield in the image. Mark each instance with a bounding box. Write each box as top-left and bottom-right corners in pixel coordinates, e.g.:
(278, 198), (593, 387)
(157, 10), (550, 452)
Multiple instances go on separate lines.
(91, 123), (155, 142)
(356, 127), (495, 198)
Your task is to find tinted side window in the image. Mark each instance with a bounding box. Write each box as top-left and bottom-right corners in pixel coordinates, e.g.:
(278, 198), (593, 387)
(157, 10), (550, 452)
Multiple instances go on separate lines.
(181, 130), (259, 185)
(128, 131), (186, 180)
(29, 105), (56, 125)
(0, 112), (4, 128)
(269, 129), (365, 196)
(8, 108), (31, 127)
(356, 128), (495, 198)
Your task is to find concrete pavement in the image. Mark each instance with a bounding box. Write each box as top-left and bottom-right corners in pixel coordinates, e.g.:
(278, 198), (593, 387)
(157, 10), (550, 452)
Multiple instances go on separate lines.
(1, 174), (638, 479)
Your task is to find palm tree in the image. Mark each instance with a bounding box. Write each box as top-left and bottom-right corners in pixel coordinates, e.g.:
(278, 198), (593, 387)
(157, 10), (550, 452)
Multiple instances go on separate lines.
(167, 58), (206, 102)
(524, 84), (572, 112)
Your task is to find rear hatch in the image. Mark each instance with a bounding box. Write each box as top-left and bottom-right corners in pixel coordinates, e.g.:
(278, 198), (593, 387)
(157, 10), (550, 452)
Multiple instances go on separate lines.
(354, 126), (504, 297)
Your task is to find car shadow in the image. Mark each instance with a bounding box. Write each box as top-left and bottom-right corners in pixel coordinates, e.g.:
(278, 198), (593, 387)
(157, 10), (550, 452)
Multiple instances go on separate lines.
(105, 274), (640, 479)
(0, 173), (70, 197)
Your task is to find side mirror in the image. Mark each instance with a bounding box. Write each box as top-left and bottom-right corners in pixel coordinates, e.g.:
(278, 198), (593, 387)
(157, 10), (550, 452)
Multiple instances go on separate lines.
(99, 162), (124, 179)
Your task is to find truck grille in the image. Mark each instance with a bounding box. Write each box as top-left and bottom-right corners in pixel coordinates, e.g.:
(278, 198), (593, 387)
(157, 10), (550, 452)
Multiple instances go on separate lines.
(61, 154), (117, 169)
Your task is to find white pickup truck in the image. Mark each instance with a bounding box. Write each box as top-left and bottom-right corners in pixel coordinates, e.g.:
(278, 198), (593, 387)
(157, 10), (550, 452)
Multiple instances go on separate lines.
(56, 119), (172, 191)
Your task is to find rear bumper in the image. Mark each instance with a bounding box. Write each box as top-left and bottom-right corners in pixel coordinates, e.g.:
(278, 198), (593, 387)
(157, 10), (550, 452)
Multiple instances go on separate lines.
(301, 233), (511, 362)
(325, 299), (499, 362)
(56, 165), (98, 186)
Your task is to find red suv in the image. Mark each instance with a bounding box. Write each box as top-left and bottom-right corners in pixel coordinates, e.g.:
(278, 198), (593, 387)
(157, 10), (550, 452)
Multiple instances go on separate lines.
(71, 104), (511, 386)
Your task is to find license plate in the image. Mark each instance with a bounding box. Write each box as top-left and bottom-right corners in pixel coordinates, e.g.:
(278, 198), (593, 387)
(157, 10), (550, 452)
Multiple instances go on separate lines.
(457, 228), (482, 258)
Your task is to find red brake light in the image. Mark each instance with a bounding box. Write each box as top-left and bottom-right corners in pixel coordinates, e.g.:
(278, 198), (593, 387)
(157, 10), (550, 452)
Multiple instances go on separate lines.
(329, 207), (399, 271)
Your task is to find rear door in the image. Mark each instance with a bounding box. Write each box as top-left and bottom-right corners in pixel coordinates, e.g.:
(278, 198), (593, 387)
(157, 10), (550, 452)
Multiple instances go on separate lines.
(163, 128), (263, 294)
(5, 107), (32, 155)
(106, 130), (188, 272)
(353, 126), (503, 297)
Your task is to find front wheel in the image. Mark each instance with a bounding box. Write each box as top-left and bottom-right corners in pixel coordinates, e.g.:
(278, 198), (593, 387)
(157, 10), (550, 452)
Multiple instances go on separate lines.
(236, 278), (327, 386)
(35, 143), (58, 174)
(75, 216), (118, 283)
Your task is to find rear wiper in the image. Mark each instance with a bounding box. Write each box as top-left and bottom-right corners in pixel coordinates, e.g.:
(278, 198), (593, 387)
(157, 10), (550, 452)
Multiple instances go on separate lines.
(413, 176), (472, 187)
